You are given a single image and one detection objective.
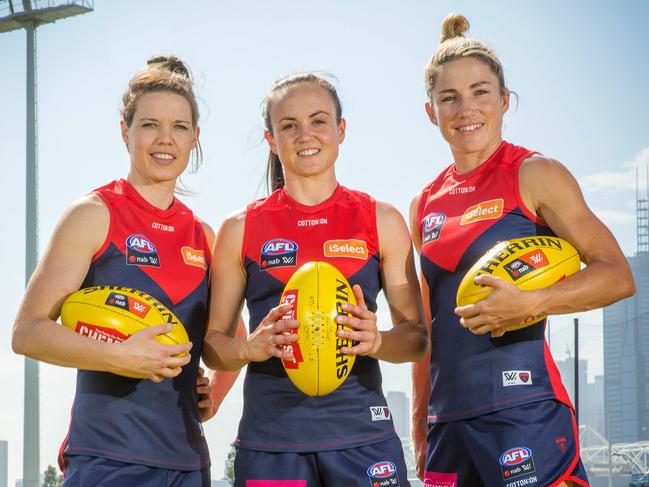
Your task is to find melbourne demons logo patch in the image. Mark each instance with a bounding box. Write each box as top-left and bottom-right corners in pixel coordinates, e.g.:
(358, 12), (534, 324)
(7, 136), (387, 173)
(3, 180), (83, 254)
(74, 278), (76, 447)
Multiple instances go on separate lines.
(422, 212), (446, 244)
(260, 238), (298, 270)
(126, 234), (160, 267)
(502, 370), (532, 387)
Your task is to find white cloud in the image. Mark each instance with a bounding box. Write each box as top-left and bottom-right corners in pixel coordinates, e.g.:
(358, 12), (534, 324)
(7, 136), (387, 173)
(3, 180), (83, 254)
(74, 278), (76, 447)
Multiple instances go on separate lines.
(581, 171), (636, 192)
(591, 208), (634, 224)
(628, 147), (649, 168)
(580, 146), (649, 193)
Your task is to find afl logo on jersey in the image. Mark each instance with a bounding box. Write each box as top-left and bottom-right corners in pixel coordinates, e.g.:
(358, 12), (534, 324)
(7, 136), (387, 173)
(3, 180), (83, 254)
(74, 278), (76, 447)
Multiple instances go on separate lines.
(127, 234), (156, 253)
(260, 238), (298, 271)
(422, 212), (446, 245)
(126, 234), (160, 267)
(499, 447), (536, 480)
(367, 461), (399, 486)
(500, 447), (532, 466)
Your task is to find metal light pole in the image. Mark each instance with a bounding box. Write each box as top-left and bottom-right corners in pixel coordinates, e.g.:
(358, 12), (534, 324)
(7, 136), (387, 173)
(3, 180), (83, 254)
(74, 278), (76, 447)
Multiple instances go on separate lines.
(574, 317), (579, 427)
(0, 2), (93, 485)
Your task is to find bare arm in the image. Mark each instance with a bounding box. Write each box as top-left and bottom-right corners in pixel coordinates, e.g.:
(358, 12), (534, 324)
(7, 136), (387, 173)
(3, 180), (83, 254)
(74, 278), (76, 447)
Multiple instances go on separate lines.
(337, 201), (428, 362)
(196, 219), (243, 421)
(409, 193), (432, 480)
(202, 211), (297, 372)
(456, 157), (635, 335)
(204, 320), (247, 419)
(12, 195), (191, 380)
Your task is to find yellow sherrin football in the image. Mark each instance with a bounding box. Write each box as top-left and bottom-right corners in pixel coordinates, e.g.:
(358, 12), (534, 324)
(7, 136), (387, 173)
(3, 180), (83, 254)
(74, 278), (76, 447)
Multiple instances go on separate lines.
(279, 261), (357, 396)
(456, 236), (581, 330)
(60, 285), (189, 378)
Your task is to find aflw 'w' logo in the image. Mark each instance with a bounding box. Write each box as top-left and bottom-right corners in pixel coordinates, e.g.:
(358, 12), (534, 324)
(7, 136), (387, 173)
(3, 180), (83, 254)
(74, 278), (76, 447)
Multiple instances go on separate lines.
(370, 406), (391, 421)
(504, 372), (518, 381)
(127, 297), (151, 318)
(502, 370), (532, 387)
(520, 249), (549, 268)
(529, 252), (544, 265)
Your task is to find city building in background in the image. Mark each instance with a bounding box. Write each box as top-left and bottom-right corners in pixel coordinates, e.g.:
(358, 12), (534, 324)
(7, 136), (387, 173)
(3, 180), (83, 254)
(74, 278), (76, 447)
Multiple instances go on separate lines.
(586, 171), (649, 486)
(603, 172), (649, 444)
(386, 391), (409, 439)
(554, 355), (606, 436)
(555, 355), (588, 410)
(585, 375), (606, 437)
(603, 253), (649, 443)
(386, 390), (422, 486)
(0, 440), (7, 487)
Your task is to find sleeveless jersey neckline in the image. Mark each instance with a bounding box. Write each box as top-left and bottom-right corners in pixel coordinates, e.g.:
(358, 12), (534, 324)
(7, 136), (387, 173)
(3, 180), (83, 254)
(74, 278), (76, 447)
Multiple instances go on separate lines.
(278, 183), (343, 215)
(117, 178), (183, 217)
(450, 140), (507, 182)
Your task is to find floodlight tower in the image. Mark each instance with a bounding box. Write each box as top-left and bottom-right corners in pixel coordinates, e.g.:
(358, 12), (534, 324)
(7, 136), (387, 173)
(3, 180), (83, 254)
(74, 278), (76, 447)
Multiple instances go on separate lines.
(0, 1), (93, 485)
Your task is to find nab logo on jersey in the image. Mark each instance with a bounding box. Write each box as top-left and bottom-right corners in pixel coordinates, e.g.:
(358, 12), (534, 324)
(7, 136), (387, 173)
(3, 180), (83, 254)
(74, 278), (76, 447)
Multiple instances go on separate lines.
(422, 212), (446, 245)
(126, 234), (160, 267)
(260, 238), (298, 271)
(499, 447), (535, 480)
(367, 461), (399, 486)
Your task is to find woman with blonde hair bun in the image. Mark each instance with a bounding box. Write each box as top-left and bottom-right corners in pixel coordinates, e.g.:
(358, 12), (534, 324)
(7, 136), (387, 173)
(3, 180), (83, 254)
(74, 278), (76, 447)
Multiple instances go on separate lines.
(410, 13), (634, 487)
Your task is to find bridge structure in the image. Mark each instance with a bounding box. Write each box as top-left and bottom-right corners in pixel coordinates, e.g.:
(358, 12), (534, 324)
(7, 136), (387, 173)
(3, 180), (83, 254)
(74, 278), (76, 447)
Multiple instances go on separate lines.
(579, 424), (649, 483)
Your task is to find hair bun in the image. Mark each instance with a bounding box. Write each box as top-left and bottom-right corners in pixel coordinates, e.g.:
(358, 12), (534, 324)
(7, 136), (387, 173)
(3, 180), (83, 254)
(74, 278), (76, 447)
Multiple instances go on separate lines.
(440, 13), (470, 43)
(147, 55), (191, 79)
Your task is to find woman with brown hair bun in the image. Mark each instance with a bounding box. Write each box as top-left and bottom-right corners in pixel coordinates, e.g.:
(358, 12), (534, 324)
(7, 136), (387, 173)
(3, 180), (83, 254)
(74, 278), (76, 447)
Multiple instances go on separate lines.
(204, 72), (428, 486)
(410, 13), (634, 487)
(12, 56), (235, 486)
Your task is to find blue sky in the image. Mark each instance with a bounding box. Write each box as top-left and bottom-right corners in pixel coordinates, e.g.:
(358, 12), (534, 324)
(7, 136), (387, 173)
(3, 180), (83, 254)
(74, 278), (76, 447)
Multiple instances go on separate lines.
(1, 0), (648, 483)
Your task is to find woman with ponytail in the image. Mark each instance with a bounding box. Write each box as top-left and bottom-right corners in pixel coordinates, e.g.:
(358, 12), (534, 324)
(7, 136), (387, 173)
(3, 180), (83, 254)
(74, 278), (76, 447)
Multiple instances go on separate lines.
(204, 73), (428, 485)
(410, 13), (634, 487)
(12, 56), (235, 485)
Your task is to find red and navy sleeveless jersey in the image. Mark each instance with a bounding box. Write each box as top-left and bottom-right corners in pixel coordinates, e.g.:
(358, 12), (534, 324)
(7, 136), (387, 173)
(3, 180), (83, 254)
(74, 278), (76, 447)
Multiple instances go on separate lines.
(236, 184), (398, 452)
(60, 179), (211, 470)
(417, 141), (571, 424)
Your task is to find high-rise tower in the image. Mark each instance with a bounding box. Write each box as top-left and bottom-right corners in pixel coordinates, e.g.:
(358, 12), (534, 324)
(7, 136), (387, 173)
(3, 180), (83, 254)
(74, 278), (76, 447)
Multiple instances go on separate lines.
(603, 166), (649, 443)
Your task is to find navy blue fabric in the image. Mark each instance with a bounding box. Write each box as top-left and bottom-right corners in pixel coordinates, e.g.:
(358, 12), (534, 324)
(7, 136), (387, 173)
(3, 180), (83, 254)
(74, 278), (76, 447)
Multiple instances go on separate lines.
(64, 455), (211, 487)
(62, 180), (210, 470)
(417, 142), (571, 423)
(424, 400), (589, 487)
(236, 186), (398, 452)
(421, 218), (560, 423)
(235, 437), (409, 486)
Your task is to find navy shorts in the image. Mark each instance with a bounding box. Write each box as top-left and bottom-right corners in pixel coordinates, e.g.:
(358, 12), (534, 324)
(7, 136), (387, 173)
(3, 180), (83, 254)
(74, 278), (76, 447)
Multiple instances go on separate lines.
(234, 436), (409, 486)
(424, 400), (589, 487)
(63, 455), (211, 487)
